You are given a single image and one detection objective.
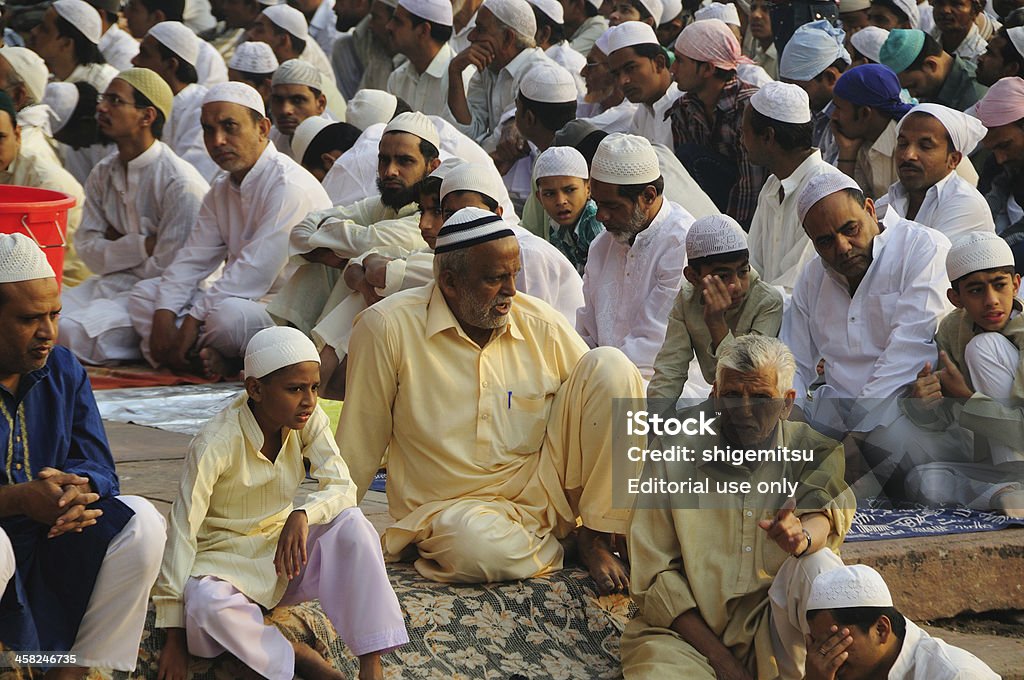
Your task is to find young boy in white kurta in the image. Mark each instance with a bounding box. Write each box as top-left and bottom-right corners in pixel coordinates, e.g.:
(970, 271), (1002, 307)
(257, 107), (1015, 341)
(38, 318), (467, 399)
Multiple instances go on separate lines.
(153, 326), (408, 680)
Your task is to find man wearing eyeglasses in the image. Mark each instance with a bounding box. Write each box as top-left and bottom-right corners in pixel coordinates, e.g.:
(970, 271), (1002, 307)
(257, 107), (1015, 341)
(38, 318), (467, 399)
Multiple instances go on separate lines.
(57, 68), (209, 367)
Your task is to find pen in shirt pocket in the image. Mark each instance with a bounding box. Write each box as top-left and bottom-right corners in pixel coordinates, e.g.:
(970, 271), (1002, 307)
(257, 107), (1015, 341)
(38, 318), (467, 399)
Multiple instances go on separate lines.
(508, 391), (512, 409)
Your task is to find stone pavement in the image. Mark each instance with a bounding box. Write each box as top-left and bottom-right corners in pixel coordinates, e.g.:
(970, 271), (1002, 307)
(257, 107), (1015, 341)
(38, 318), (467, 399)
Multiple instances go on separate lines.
(105, 421), (1024, 679)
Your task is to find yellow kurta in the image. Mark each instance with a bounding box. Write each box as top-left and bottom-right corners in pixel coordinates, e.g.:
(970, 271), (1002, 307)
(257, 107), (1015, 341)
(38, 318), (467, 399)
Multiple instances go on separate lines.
(625, 420), (855, 679)
(153, 394), (358, 628)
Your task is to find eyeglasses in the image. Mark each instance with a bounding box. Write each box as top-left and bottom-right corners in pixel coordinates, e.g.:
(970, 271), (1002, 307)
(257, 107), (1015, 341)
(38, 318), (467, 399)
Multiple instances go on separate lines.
(96, 93), (146, 108)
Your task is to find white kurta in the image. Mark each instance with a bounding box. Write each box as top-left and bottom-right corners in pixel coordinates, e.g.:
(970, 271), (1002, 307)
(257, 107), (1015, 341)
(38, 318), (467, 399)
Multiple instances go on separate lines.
(512, 225), (584, 324)
(165, 84), (219, 182)
(781, 212), (952, 401)
(875, 171), (995, 243)
(629, 83), (683, 148)
(387, 43), (455, 118)
(581, 100), (639, 134)
(196, 40), (228, 86)
(748, 150), (835, 293)
(98, 24), (139, 71)
(887, 621), (1000, 679)
(577, 198), (695, 380)
(930, 25), (988, 63)
(16, 104), (61, 167)
(184, 0), (216, 33)
(309, 0), (342, 57)
(60, 141), (209, 364)
(66, 62), (118, 93)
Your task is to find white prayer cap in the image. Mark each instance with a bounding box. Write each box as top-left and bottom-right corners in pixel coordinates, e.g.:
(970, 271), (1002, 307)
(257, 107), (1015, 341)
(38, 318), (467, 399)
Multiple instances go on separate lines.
(435, 207), (516, 253)
(244, 326), (320, 379)
(272, 58), (323, 90)
(849, 25), (888, 64)
(229, 41), (279, 74)
(1008, 26), (1024, 59)
(149, 22), (200, 68)
(750, 81), (812, 124)
(890, 0), (920, 28)
(660, 0), (682, 23)
(0, 234), (55, 284)
(292, 115), (332, 164)
(430, 156), (466, 179)
(797, 169), (862, 223)
(694, 2), (741, 27)
(527, 0), (564, 24)
(384, 111), (440, 149)
(398, 0), (454, 26)
(0, 48), (47, 105)
(533, 146), (589, 184)
(482, 0), (537, 41)
(44, 82), (78, 134)
(594, 27), (614, 55)
(808, 566), (893, 611)
(203, 81), (266, 115)
(839, 0), (871, 12)
(262, 3), (310, 40)
(520, 63), (577, 103)
(441, 162), (506, 203)
(585, 0), (602, 8)
(638, 0), (663, 25)
(346, 89), (398, 130)
(685, 214), (748, 260)
(946, 232), (1015, 282)
(779, 20), (850, 82)
(53, 0), (102, 44)
(898, 103), (987, 155)
(605, 21), (659, 55)
(591, 133), (661, 185)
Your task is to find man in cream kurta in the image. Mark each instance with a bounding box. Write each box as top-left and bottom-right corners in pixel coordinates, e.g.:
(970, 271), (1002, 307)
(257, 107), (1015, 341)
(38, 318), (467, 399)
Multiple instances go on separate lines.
(338, 209), (644, 593)
(385, 0), (458, 117)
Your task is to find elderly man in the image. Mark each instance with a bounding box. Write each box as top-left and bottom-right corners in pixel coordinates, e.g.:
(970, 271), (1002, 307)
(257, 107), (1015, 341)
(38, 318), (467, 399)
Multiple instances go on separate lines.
(132, 21), (220, 181)
(625, 334), (855, 680)
(875, 103), (995, 240)
(577, 133), (696, 382)
(29, 0), (118, 92)
(386, 0), (456, 117)
(879, 29), (987, 111)
(58, 69), (209, 366)
(744, 82), (836, 295)
(0, 233), (166, 674)
(125, 0), (229, 87)
(0, 46), (61, 165)
(669, 19), (766, 228)
(128, 82), (331, 378)
(781, 170), (952, 437)
(975, 77), (1024, 268)
(338, 206), (644, 593)
(606, 21), (680, 147)
(267, 111), (439, 335)
(447, 0), (558, 149)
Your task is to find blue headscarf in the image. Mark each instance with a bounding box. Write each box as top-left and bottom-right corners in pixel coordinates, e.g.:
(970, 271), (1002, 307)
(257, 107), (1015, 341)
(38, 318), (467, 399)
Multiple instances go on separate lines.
(832, 64), (914, 120)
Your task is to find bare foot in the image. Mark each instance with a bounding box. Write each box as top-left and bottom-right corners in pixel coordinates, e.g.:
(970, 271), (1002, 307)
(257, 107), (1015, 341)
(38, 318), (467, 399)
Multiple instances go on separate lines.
(994, 489), (1024, 518)
(199, 347), (241, 380)
(358, 652), (384, 680)
(292, 641), (344, 680)
(578, 526), (630, 595)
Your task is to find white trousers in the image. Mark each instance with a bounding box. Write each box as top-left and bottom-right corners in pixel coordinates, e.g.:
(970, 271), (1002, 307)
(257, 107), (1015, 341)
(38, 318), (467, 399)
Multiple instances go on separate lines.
(127, 278), (274, 367)
(0, 496), (166, 669)
(182, 508), (408, 680)
(58, 279), (143, 365)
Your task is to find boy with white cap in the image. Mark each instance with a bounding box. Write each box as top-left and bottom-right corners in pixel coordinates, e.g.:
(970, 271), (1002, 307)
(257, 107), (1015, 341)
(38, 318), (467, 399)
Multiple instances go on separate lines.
(267, 111), (440, 335)
(875, 103), (995, 241)
(0, 46), (62, 165)
(744, 81), (839, 294)
(901, 231), (1024, 516)
(153, 326), (408, 680)
(127, 81), (332, 378)
(648, 213), (784, 405)
(0, 233), (166, 674)
(668, 19), (765, 228)
(124, 0), (229, 87)
(578, 133), (696, 381)
(58, 68), (209, 366)
(268, 59), (329, 157)
(605, 21), (680, 147)
(227, 41), (280, 111)
(88, 0), (140, 70)
(29, 0), (118, 92)
(533, 145), (602, 273)
(805, 565), (999, 679)
(132, 21), (220, 181)
(386, 0), (457, 117)
(563, 0), (608, 55)
(446, 0), (559, 149)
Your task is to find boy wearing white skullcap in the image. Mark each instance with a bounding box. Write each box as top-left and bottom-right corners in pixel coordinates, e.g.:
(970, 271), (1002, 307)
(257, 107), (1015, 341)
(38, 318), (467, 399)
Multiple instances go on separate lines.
(605, 21), (681, 147)
(900, 231), (1024, 516)
(873, 103), (995, 242)
(133, 22), (220, 181)
(562, 0), (608, 56)
(447, 0), (561, 150)
(0, 232), (166, 673)
(154, 326), (408, 680)
(386, 0), (457, 117)
(648, 213), (783, 404)
(31, 1), (118, 93)
(533, 146), (601, 273)
(579, 133), (698, 381)
(805, 565), (1000, 679)
(128, 79), (332, 378)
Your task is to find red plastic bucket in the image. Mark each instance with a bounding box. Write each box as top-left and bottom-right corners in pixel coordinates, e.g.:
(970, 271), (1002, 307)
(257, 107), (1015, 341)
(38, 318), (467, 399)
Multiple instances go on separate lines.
(0, 185), (77, 289)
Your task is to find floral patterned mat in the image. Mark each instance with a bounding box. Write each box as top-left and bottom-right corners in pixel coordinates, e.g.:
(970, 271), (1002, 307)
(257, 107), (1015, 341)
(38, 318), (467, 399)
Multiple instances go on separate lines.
(109, 563), (635, 679)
